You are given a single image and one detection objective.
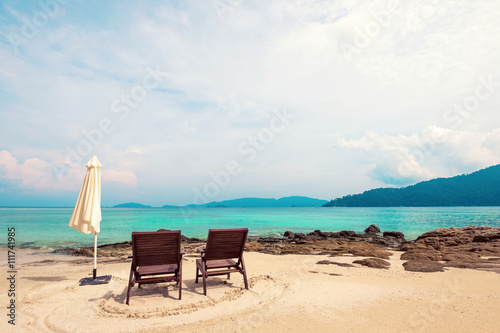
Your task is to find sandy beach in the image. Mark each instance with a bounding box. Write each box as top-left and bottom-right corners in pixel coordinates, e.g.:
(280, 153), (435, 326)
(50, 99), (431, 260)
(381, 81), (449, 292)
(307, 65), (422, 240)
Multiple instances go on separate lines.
(2, 247), (499, 333)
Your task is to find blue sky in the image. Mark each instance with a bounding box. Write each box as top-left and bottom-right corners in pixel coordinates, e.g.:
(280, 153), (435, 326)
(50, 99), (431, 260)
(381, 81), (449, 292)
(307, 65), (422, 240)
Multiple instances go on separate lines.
(1, 0), (500, 207)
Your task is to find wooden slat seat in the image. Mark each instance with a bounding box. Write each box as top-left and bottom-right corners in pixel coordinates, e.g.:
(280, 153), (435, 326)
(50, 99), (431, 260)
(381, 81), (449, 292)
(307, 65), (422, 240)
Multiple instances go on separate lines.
(203, 259), (236, 269)
(195, 228), (249, 295)
(137, 264), (178, 276)
(126, 230), (183, 305)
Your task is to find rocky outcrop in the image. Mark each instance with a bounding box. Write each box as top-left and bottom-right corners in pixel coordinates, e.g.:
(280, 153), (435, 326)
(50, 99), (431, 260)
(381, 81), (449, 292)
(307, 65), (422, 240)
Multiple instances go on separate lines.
(55, 225), (500, 274)
(364, 224), (381, 234)
(245, 226), (404, 256)
(399, 226), (500, 273)
(472, 228), (500, 242)
(402, 261), (445, 272)
(353, 258), (390, 269)
(383, 231), (405, 239)
(316, 260), (355, 267)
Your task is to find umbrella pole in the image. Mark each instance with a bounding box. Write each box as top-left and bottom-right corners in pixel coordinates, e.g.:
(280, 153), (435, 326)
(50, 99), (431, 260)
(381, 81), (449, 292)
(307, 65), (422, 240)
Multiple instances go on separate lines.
(93, 233), (97, 279)
(77, 232), (111, 286)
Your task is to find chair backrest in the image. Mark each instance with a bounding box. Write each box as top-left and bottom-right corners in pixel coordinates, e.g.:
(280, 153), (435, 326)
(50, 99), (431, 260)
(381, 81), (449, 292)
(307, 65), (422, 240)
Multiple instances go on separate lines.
(132, 230), (181, 267)
(204, 228), (248, 261)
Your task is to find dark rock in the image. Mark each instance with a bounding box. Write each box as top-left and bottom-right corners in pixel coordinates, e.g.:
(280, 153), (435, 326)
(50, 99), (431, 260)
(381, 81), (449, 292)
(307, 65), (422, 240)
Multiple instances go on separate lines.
(283, 231), (294, 238)
(316, 260), (355, 267)
(98, 241), (131, 249)
(472, 235), (490, 242)
(402, 261), (445, 272)
(181, 235), (204, 243)
(473, 229), (500, 242)
(293, 233), (306, 240)
(383, 231), (405, 240)
(355, 233), (373, 239)
(364, 224), (381, 234)
(339, 230), (357, 237)
(254, 237), (284, 243)
(415, 226), (492, 249)
(52, 247), (79, 255)
(401, 226), (500, 273)
(400, 248), (442, 261)
(308, 230), (328, 238)
(397, 241), (416, 251)
(370, 235), (403, 248)
(441, 252), (481, 262)
(353, 258), (390, 269)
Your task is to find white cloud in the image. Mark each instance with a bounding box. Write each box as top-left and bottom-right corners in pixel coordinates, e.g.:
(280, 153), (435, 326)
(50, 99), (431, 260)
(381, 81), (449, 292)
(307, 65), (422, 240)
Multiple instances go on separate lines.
(103, 169), (137, 187)
(0, 150), (137, 193)
(0, 150), (82, 192)
(336, 126), (500, 186)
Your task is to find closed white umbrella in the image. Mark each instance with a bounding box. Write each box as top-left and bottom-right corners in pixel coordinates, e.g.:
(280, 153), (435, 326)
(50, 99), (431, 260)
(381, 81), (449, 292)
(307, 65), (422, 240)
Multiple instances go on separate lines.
(69, 156), (110, 285)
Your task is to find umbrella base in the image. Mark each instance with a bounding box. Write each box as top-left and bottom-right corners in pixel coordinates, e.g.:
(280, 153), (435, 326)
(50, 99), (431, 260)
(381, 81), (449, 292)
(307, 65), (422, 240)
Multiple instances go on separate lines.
(79, 275), (112, 286)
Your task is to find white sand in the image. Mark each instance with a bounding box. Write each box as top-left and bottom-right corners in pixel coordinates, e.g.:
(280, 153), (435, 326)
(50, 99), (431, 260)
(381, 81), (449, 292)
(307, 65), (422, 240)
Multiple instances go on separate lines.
(1, 249), (499, 332)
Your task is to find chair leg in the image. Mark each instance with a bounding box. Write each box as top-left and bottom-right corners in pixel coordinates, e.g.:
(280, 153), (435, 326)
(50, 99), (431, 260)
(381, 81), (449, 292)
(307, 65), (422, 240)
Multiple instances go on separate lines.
(126, 266), (134, 305)
(242, 271), (248, 290)
(195, 264), (199, 283)
(240, 257), (249, 290)
(201, 264), (207, 296)
(126, 282), (132, 305)
(178, 261), (182, 300)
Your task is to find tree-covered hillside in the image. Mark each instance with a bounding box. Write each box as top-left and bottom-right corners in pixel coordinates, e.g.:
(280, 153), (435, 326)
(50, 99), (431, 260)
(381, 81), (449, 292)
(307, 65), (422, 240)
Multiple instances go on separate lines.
(323, 165), (500, 207)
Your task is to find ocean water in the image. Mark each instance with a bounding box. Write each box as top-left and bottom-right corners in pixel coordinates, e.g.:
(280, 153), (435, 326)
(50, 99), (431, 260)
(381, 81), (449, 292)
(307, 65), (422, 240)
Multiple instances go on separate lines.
(1, 207), (500, 249)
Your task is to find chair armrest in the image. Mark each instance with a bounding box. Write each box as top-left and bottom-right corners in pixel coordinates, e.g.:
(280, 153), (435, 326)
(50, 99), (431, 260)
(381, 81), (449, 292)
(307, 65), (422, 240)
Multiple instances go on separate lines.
(180, 249), (186, 255)
(196, 247), (205, 253)
(128, 255), (133, 259)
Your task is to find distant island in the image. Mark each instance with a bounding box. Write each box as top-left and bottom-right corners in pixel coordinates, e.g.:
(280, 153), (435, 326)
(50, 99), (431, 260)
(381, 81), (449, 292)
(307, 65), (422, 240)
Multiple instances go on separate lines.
(191, 196), (328, 208)
(158, 196), (329, 208)
(323, 164), (500, 207)
(111, 196), (328, 209)
(113, 202), (152, 208)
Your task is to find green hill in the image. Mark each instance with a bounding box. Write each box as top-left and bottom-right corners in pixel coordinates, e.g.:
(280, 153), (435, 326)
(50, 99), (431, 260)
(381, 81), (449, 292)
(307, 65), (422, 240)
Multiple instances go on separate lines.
(113, 202), (152, 208)
(183, 196), (328, 208)
(323, 164), (500, 207)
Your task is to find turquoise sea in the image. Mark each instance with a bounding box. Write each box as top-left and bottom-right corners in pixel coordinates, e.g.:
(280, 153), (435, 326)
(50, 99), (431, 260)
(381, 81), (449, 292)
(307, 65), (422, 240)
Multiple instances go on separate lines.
(1, 207), (500, 249)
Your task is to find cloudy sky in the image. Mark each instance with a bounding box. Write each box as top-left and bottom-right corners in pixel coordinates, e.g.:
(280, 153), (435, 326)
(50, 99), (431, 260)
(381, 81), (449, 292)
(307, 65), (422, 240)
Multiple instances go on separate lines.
(1, 0), (500, 207)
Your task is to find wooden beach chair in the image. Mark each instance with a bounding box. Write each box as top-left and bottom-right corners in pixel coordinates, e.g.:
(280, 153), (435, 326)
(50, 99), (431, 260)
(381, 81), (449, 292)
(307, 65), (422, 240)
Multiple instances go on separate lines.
(126, 230), (184, 305)
(195, 228), (249, 295)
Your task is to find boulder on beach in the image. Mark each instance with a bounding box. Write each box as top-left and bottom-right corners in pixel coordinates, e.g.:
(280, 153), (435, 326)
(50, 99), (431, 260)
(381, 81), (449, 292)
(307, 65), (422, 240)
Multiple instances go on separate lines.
(353, 258), (390, 269)
(364, 224), (381, 234)
(400, 226), (500, 273)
